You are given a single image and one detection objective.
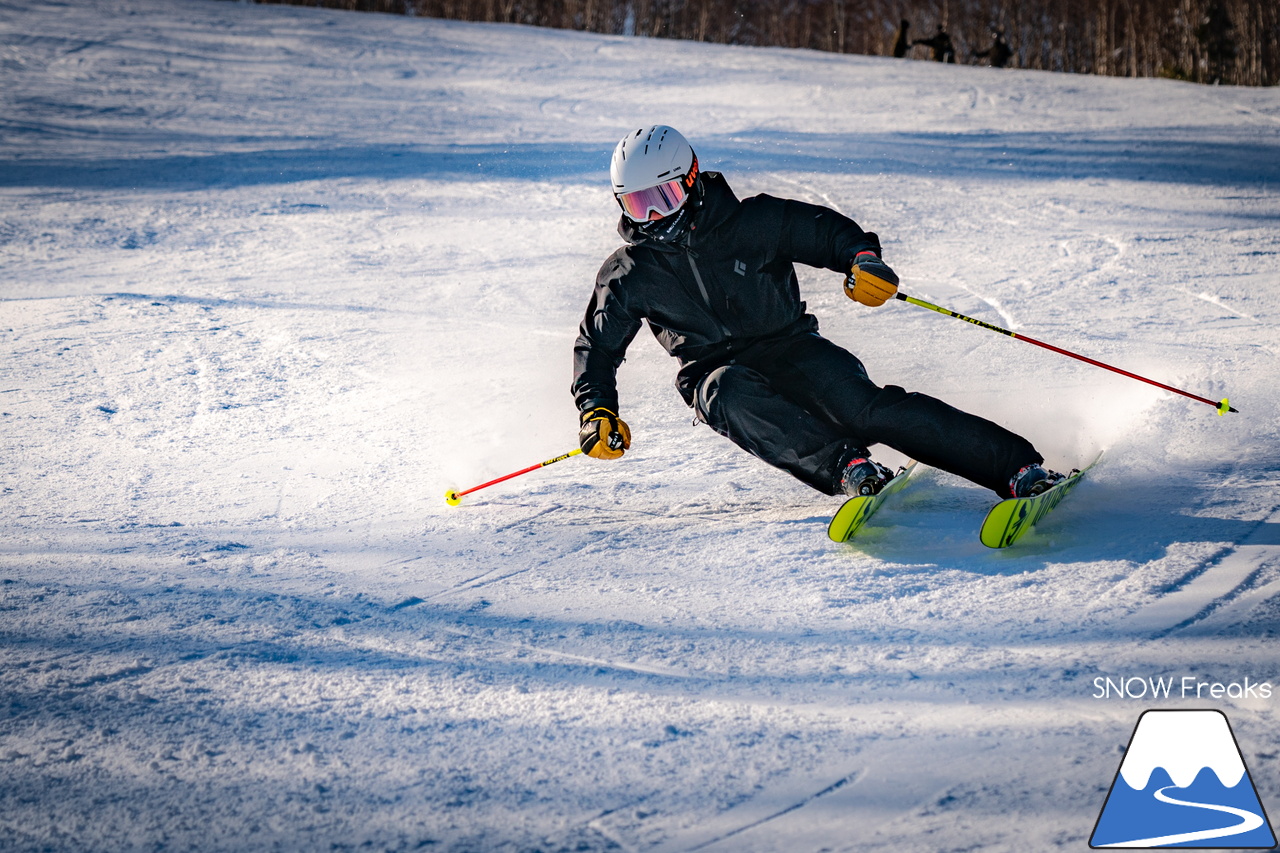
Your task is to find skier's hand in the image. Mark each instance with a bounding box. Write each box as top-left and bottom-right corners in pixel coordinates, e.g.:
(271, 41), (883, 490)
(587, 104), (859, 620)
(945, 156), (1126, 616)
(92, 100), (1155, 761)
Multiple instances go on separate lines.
(844, 251), (899, 307)
(579, 407), (631, 460)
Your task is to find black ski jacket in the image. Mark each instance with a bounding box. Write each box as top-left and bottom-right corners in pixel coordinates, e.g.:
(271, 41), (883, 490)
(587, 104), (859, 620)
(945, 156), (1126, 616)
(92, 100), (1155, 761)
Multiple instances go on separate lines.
(572, 172), (881, 413)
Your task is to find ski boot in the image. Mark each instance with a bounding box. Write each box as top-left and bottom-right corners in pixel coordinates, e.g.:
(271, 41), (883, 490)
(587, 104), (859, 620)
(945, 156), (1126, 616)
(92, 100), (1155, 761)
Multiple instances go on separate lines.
(840, 457), (894, 497)
(1009, 463), (1067, 498)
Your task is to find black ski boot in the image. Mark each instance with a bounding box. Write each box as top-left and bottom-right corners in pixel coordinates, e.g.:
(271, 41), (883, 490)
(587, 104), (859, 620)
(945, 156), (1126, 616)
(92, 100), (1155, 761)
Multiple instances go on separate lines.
(840, 457), (894, 497)
(1008, 463), (1066, 498)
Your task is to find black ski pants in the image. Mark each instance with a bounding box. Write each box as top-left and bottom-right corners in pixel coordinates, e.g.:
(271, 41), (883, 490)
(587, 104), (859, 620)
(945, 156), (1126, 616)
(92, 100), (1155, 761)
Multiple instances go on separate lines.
(692, 331), (1041, 496)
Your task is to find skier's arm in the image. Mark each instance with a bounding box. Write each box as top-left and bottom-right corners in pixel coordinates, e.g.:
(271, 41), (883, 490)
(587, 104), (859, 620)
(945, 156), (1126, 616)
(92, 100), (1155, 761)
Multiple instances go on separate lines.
(774, 198), (898, 307)
(775, 197), (882, 275)
(571, 253), (643, 417)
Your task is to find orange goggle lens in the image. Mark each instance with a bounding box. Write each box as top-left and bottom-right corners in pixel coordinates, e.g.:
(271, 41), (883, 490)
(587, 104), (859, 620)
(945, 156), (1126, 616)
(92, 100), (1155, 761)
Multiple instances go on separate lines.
(616, 178), (688, 222)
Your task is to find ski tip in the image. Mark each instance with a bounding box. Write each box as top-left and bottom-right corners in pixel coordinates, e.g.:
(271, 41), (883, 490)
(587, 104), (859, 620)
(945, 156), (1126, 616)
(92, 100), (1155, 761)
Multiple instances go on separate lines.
(445, 489), (462, 507)
(1217, 397), (1238, 415)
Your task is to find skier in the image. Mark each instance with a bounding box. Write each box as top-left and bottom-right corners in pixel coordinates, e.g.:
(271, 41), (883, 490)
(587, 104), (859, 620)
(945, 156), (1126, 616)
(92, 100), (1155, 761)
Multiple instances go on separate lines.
(891, 19), (911, 59)
(914, 25), (956, 63)
(573, 126), (1063, 501)
(973, 29), (1013, 68)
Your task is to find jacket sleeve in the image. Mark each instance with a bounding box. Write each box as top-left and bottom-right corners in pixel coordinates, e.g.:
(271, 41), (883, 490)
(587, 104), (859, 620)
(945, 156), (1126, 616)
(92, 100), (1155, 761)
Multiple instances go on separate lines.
(571, 251), (644, 414)
(774, 197), (883, 273)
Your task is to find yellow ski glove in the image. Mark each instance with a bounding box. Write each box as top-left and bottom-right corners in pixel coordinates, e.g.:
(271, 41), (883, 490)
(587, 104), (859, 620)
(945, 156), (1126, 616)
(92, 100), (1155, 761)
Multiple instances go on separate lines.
(578, 407), (632, 460)
(844, 251), (900, 307)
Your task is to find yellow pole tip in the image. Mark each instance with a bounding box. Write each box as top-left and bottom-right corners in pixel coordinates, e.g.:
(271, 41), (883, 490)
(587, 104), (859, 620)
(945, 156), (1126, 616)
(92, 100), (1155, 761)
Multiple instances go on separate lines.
(1217, 398), (1230, 416)
(445, 490), (462, 506)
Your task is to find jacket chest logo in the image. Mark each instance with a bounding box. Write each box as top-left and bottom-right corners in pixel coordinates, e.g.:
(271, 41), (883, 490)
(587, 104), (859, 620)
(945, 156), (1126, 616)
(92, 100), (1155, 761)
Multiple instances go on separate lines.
(733, 260), (747, 276)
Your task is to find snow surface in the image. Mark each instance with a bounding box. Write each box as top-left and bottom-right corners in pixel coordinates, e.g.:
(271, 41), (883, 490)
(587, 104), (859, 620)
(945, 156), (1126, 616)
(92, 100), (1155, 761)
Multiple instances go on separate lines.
(2, 0), (1280, 850)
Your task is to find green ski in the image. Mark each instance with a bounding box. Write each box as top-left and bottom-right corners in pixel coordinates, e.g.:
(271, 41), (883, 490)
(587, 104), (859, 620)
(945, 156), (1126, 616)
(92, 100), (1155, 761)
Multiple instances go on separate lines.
(827, 461), (918, 543)
(979, 454), (1103, 548)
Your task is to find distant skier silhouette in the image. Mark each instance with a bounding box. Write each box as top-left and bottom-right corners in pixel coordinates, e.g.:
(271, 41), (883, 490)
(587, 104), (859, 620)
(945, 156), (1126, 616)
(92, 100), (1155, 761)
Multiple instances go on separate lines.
(891, 19), (911, 58)
(914, 25), (955, 63)
(973, 29), (1013, 68)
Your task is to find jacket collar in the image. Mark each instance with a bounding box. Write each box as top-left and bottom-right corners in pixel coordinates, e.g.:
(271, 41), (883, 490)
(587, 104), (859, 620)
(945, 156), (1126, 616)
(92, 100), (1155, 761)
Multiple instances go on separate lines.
(617, 171), (739, 252)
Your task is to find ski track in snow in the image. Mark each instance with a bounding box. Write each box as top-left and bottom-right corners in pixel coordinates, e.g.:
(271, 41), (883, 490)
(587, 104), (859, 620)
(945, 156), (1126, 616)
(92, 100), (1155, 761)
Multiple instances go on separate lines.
(2, 0), (1280, 851)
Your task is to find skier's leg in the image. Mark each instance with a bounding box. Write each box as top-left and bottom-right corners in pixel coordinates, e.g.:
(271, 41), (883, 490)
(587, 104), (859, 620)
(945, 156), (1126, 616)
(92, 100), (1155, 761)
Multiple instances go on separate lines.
(751, 333), (1041, 496)
(848, 384), (1042, 495)
(694, 363), (864, 495)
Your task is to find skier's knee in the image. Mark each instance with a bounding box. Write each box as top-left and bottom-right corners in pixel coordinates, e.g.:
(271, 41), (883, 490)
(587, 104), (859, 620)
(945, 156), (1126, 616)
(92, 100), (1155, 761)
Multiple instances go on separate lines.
(695, 364), (758, 426)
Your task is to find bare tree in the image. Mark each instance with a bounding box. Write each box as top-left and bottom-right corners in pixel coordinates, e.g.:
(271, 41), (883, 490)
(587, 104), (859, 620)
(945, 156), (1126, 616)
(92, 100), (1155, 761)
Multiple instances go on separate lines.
(259, 0), (1279, 85)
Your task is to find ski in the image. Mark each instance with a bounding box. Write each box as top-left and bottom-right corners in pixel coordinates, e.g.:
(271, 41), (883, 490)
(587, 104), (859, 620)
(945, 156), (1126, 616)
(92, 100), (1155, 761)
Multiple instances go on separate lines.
(827, 461), (918, 543)
(979, 453), (1103, 548)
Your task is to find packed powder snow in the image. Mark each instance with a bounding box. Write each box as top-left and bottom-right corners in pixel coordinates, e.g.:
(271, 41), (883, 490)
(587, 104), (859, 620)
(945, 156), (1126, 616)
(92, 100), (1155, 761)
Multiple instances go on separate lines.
(1, 1), (1279, 851)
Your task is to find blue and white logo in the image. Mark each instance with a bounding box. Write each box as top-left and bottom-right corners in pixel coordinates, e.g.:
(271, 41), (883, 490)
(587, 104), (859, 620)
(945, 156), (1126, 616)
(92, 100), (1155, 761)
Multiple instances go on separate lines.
(1091, 710), (1276, 848)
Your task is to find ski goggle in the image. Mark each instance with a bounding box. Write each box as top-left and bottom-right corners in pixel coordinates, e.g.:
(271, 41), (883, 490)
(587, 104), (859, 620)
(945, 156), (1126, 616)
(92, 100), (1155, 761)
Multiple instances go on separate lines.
(616, 178), (688, 222)
(615, 158), (699, 222)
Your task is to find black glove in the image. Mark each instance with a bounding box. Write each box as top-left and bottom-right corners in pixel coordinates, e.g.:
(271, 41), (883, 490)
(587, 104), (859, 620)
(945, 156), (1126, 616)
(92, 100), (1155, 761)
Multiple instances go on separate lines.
(579, 407), (631, 460)
(844, 250), (900, 307)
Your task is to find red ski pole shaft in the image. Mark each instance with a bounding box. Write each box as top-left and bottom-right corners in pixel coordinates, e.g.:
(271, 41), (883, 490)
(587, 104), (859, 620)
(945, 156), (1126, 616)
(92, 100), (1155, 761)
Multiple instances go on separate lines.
(445, 448), (583, 506)
(895, 292), (1238, 415)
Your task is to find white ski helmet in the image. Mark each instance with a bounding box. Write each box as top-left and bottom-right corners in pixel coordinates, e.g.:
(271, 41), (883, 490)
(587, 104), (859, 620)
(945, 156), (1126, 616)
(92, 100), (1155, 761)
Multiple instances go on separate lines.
(610, 125), (699, 222)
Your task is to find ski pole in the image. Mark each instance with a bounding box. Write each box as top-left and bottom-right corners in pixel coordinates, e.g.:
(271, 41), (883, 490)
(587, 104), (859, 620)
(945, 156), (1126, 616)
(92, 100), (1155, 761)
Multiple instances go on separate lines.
(895, 292), (1238, 415)
(445, 448), (582, 506)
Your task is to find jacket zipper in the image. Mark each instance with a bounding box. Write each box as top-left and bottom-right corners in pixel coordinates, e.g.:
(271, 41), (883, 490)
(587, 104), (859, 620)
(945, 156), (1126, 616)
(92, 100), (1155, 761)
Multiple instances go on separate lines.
(685, 250), (732, 339)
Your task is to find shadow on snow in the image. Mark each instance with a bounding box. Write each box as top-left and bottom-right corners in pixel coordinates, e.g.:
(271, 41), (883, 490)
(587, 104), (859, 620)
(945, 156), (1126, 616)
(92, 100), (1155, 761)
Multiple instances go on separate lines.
(1, 126), (1276, 191)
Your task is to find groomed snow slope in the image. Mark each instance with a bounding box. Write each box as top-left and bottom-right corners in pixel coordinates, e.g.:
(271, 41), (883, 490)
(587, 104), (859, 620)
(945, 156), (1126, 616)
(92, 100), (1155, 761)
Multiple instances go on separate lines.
(2, 1), (1279, 850)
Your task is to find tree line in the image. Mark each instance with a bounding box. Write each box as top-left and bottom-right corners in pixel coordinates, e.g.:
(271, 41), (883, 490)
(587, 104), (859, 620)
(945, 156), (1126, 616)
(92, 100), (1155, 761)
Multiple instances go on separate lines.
(255, 0), (1280, 86)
